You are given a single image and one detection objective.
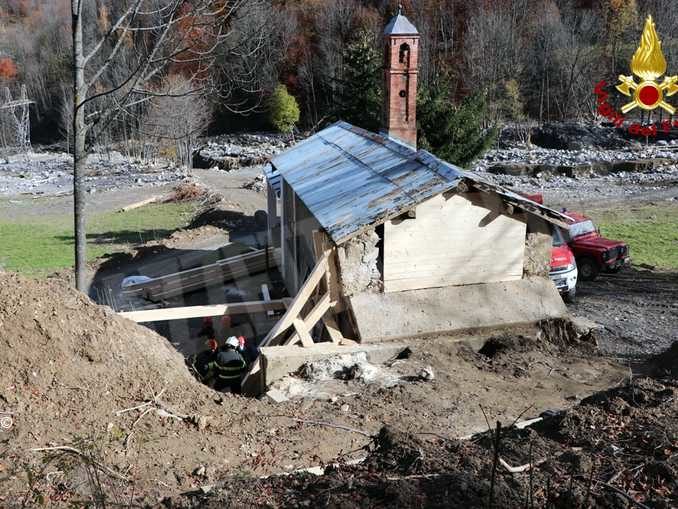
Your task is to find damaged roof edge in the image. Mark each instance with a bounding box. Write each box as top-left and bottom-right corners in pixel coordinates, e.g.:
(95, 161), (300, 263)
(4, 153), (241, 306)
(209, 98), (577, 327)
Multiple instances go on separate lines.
(464, 176), (575, 228)
(329, 175), (571, 247)
(267, 121), (572, 245)
(330, 176), (464, 246)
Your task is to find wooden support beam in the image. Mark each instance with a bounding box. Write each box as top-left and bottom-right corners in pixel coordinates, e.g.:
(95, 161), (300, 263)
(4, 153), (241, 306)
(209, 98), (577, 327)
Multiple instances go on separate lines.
(261, 284), (274, 317)
(258, 252), (329, 348)
(119, 299), (288, 323)
(323, 316), (344, 344)
(118, 196), (162, 213)
(304, 294), (333, 331)
(292, 318), (314, 347)
(285, 293), (333, 346)
(312, 230), (344, 313)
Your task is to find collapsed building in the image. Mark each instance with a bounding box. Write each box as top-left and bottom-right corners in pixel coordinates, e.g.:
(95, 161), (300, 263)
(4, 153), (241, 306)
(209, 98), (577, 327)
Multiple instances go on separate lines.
(121, 11), (573, 394)
(248, 11), (572, 390)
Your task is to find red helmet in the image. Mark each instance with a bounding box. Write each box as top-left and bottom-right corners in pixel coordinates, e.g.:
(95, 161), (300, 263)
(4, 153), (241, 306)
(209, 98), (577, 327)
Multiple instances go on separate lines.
(206, 339), (218, 352)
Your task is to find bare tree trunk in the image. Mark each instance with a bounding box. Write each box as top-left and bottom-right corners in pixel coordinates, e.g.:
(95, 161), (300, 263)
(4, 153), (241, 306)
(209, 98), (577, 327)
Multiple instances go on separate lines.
(72, 1), (87, 292)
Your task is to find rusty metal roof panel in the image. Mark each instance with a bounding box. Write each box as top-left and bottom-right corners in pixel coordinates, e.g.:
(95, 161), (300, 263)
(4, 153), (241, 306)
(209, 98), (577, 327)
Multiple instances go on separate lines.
(270, 122), (465, 244)
(269, 121), (571, 244)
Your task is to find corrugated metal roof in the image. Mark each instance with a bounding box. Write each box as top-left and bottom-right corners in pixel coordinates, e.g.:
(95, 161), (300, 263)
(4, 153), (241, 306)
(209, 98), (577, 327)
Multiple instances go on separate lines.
(263, 164), (281, 197)
(270, 121), (572, 245)
(384, 13), (419, 35)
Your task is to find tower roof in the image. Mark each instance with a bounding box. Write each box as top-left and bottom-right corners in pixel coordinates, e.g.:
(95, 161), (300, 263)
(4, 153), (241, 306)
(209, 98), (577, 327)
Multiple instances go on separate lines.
(384, 11), (419, 36)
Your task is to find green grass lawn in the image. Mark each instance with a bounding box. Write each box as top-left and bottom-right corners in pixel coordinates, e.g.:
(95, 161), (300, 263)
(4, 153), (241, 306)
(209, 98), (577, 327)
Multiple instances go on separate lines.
(589, 203), (678, 270)
(0, 202), (198, 276)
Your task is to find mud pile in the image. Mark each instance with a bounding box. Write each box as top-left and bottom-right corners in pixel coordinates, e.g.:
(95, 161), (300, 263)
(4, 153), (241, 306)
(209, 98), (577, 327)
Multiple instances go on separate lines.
(0, 273), (218, 501)
(177, 376), (677, 508)
(0, 273), (202, 410)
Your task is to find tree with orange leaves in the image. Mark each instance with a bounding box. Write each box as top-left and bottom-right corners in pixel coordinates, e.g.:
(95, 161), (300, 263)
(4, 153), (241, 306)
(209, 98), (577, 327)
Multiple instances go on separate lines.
(0, 57), (18, 81)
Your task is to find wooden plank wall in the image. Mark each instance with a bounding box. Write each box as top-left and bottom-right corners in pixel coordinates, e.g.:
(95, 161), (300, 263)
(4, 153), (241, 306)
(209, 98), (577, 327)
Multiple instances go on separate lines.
(294, 195), (322, 285)
(383, 193), (526, 293)
(281, 179), (297, 293)
(280, 180), (323, 296)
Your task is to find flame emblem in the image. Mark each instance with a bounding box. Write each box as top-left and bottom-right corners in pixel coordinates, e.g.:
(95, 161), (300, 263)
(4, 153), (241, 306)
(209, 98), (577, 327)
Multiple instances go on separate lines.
(616, 15), (678, 114)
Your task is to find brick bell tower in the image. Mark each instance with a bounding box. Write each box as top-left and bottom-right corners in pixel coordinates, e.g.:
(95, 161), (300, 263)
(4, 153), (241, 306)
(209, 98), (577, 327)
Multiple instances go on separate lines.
(383, 6), (420, 148)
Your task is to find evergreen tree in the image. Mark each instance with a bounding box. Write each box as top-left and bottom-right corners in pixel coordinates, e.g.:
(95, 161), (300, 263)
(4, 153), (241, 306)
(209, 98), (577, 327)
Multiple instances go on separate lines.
(335, 31), (382, 131)
(268, 84), (300, 134)
(418, 80), (497, 168)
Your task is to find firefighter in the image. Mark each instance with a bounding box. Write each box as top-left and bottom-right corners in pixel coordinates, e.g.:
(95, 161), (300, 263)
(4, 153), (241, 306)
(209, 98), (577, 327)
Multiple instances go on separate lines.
(192, 339), (219, 385)
(212, 336), (247, 393)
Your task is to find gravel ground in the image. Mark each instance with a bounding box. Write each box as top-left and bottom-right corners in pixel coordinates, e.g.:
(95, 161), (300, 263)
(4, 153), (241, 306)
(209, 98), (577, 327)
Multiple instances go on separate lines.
(568, 268), (678, 359)
(470, 145), (678, 208)
(0, 150), (187, 197)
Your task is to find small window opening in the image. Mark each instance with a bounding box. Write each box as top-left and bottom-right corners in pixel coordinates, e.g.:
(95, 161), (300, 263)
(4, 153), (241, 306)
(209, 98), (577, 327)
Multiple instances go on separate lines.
(399, 43), (410, 65)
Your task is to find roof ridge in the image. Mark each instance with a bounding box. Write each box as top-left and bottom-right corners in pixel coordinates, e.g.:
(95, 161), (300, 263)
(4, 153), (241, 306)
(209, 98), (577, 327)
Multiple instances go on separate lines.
(317, 129), (421, 206)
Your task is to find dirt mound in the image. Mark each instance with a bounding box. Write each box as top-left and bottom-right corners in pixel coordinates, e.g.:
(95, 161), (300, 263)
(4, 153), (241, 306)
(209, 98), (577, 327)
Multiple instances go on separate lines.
(0, 273), (197, 394)
(0, 273), (218, 501)
(179, 426), (522, 509)
(459, 321), (598, 379)
(366, 427), (431, 474)
(537, 318), (598, 351)
(478, 334), (535, 358)
(177, 377), (677, 508)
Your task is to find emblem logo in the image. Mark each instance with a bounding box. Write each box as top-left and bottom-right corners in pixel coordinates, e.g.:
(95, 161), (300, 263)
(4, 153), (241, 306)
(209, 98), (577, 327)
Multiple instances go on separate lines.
(616, 15), (677, 114)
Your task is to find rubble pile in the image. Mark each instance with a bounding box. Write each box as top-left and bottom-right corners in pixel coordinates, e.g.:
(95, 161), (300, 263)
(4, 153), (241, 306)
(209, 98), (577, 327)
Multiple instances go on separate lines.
(193, 133), (295, 171)
(498, 121), (678, 150)
(241, 174), (266, 192)
(266, 351), (434, 403)
(164, 182), (210, 202)
(471, 122), (678, 204)
(0, 150), (187, 197)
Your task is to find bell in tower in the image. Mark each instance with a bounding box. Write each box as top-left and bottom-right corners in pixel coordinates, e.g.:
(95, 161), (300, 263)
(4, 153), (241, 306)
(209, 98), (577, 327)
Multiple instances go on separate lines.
(383, 5), (420, 148)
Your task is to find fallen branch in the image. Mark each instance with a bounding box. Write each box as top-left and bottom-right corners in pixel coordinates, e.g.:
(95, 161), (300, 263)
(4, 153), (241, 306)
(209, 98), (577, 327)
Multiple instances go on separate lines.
(499, 457), (547, 474)
(115, 401), (153, 417)
(115, 388), (166, 416)
(280, 417), (372, 437)
(385, 473), (446, 481)
(118, 195), (162, 213)
(117, 388), (196, 449)
(416, 432), (456, 442)
(123, 407), (154, 449)
(576, 476), (651, 509)
(29, 446), (128, 481)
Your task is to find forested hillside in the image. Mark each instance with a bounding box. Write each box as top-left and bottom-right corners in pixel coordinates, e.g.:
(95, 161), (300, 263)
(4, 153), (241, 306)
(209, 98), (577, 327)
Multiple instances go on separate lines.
(0, 0), (676, 146)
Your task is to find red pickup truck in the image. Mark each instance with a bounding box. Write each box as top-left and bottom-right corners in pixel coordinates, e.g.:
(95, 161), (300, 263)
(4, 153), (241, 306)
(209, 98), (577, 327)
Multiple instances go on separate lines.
(563, 211), (630, 281)
(524, 193), (578, 301)
(550, 226), (578, 302)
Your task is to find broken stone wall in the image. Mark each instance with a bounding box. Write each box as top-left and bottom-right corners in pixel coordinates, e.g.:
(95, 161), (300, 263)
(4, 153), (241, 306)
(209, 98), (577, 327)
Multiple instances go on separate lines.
(524, 217), (552, 277)
(337, 230), (382, 296)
